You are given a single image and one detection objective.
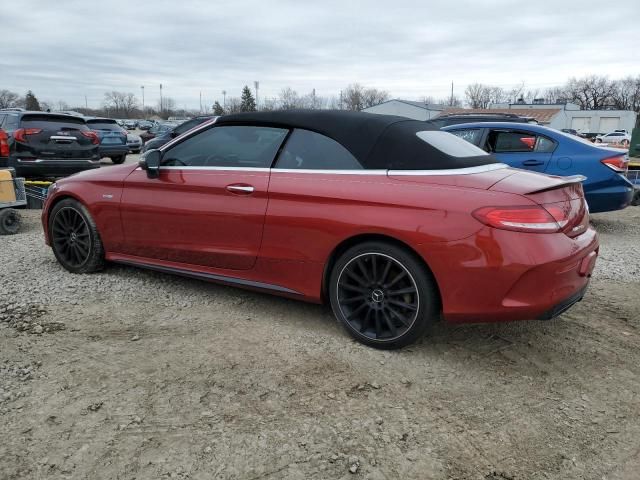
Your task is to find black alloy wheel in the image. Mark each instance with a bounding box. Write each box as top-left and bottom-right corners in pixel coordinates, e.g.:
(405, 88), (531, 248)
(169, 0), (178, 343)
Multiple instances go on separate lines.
(329, 242), (439, 349)
(49, 199), (105, 273)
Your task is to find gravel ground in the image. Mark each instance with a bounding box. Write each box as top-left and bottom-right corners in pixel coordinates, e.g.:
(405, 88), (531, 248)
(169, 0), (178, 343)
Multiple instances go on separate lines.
(0, 204), (639, 480)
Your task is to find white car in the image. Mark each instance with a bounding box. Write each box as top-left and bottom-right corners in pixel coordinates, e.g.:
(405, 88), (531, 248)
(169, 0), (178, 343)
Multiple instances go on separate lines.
(596, 131), (631, 146)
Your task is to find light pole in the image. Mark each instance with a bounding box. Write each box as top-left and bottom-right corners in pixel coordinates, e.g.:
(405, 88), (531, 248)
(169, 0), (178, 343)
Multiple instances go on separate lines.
(159, 83), (163, 117)
(140, 86), (145, 117)
(222, 90), (227, 110)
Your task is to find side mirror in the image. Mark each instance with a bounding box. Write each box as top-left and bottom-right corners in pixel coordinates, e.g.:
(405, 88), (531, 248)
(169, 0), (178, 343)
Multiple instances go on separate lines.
(139, 149), (161, 179)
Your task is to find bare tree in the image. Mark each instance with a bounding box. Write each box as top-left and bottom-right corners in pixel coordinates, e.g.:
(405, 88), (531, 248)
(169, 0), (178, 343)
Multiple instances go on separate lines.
(341, 83), (389, 111)
(611, 76), (640, 112)
(104, 91), (139, 117)
(464, 83), (491, 108)
(279, 87), (305, 110)
(0, 89), (19, 109)
(565, 76), (616, 110)
(224, 97), (242, 114)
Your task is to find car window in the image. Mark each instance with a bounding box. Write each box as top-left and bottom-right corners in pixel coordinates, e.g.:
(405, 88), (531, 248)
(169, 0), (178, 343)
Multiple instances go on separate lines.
(173, 117), (209, 136)
(4, 115), (19, 129)
(416, 131), (489, 157)
(0, 114), (5, 127)
(447, 128), (483, 145)
(535, 136), (556, 153)
(87, 120), (120, 131)
(20, 115), (89, 131)
(162, 125), (288, 168)
(275, 129), (362, 170)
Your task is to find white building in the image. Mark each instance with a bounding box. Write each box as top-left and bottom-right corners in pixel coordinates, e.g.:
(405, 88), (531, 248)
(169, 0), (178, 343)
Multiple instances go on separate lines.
(363, 99), (637, 134)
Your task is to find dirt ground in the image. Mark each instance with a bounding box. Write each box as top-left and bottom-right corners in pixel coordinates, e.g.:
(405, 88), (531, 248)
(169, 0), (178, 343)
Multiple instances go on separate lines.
(1, 205), (639, 480)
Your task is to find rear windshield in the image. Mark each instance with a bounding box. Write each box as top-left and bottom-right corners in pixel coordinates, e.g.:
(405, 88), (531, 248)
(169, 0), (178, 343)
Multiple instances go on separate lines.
(21, 115), (88, 131)
(87, 120), (120, 130)
(416, 131), (490, 157)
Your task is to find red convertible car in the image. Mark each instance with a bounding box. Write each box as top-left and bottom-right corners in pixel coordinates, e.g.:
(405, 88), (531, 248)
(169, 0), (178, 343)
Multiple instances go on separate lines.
(42, 111), (598, 349)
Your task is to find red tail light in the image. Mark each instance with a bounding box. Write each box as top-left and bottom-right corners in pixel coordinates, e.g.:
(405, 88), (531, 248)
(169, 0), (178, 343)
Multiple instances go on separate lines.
(601, 155), (628, 173)
(81, 130), (100, 145)
(473, 199), (587, 237)
(13, 128), (42, 143)
(0, 130), (9, 157)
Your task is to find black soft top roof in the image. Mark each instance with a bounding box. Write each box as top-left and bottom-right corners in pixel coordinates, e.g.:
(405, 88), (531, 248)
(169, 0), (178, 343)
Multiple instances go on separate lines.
(217, 110), (496, 170)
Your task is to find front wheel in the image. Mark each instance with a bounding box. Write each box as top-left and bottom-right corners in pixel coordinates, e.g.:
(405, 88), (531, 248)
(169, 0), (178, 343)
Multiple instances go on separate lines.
(49, 199), (105, 273)
(329, 242), (440, 349)
(111, 154), (126, 164)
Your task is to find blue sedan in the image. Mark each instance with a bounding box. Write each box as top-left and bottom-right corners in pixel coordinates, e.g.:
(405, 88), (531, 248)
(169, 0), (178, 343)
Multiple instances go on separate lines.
(443, 122), (634, 213)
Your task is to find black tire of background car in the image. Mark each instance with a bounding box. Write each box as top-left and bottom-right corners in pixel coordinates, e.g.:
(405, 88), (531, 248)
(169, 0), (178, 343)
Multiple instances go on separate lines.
(48, 198), (105, 273)
(0, 209), (21, 235)
(329, 241), (439, 349)
(111, 155), (126, 164)
(632, 191), (640, 207)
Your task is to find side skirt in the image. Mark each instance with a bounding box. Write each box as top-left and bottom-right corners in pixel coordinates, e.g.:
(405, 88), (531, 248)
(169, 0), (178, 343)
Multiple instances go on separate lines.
(111, 258), (303, 296)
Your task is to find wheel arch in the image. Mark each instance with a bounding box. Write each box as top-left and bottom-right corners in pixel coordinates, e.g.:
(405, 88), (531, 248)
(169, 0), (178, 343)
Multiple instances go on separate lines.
(321, 233), (443, 309)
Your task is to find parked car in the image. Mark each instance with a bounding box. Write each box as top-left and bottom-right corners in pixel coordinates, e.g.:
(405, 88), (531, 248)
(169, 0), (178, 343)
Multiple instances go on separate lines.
(443, 122), (634, 213)
(139, 121), (178, 144)
(426, 113), (538, 129)
(141, 115), (216, 152)
(85, 118), (129, 164)
(561, 128), (579, 136)
(596, 131), (631, 146)
(127, 133), (143, 153)
(138, 120), (154, 131)
(0, 111), (100, 178)
(124, 120), (138, 130)
(42, 110), (598, 349)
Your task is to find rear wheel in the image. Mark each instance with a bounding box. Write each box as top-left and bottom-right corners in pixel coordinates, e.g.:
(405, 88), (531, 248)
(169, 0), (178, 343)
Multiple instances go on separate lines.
(49, 199), (105, 273)
(329, 241), (439, 349)
(111, 154), (126, 164)
(0, 209), (21, 235)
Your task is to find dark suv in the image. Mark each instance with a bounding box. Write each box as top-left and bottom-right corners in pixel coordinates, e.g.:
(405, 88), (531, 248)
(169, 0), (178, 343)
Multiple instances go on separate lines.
(426, 113), (538, 129)
(0, 110), (100, 178)
(141, 116), (216, 152)
(85, 118), (129, 164)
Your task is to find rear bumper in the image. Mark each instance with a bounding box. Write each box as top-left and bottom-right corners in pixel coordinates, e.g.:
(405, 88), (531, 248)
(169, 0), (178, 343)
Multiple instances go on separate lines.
(98, 145), (129, 157)
(419, 226), (599, 324)
(537, 285), (587, 320)
(585, 185), (633, 213)
(10, 158), (101, 178)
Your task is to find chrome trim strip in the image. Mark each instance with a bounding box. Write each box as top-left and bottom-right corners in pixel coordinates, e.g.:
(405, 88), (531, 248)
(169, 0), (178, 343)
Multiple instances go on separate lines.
(17, 159), (99, 164)
(388, 163), (509, 176)
(159, 166), (270, 172)
(50, 135), (77, 140)
(113, 259), (302, 295)
(272, 168), (387, 175)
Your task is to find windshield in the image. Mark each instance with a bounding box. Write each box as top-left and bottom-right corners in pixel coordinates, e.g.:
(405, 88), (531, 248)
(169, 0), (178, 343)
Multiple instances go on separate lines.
(87, 120), (121, 131)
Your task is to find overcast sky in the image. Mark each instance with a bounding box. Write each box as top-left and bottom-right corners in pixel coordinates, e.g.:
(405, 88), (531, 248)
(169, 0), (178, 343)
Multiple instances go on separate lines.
(1, 0), (638, 110)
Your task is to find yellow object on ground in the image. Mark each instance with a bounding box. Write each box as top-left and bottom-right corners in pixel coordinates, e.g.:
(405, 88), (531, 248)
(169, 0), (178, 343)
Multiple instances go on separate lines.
(0, 170), (17, 203)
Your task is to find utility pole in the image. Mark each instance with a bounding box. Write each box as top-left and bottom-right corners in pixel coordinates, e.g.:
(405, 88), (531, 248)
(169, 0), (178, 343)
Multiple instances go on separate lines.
(222, 90), (227, 110)
(140, 86), (145, 116)
(199, 91), (202, 113)
(450, 81), (454, 106)
(84, 95), (88, 109)
(159, 83), (163, 117)
(254, 81), (259, 110)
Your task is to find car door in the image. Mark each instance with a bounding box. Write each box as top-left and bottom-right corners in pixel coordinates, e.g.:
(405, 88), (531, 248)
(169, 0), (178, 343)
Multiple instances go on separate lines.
(484, 128), (556, 173)
(119, 124), (289, 270)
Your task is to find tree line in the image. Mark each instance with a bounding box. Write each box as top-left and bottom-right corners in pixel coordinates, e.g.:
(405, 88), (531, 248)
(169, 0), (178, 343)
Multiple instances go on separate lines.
(464, 75), (640, 111)
(2, 75), (639, 120)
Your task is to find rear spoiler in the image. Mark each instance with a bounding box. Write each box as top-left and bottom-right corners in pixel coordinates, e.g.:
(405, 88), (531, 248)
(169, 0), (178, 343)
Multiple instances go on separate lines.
(526, 175), (587, 194)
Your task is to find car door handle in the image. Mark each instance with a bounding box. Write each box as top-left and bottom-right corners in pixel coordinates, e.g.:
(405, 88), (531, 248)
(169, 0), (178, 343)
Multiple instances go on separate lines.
(226, 184), (255, 195)
(522, 160), (545, 166)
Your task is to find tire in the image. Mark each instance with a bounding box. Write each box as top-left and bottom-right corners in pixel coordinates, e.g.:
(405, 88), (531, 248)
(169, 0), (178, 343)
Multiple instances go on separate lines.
(329, 241), (440, 349)
(622, 139), (630, 148)
(0, 209), (21, 235)
(111, 154), (126, 164)
(48, 198), (105, 273)
(632, 191), (640, 207)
